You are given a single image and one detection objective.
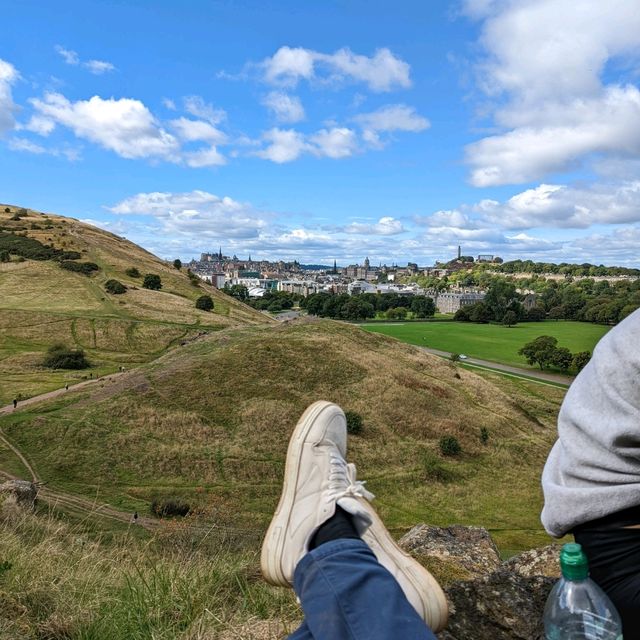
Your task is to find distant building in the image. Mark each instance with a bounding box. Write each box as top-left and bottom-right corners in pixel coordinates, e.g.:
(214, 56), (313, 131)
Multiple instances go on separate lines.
(435, 291), (485, 314)
(477, 254), (494, 263)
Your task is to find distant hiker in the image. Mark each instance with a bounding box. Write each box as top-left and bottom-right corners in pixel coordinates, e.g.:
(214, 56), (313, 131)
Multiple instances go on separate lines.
(65, 383), (69, 391)
(262, 401), (447, 639)
(132, 511), (138, 524)
(542, 308), (640, 639)
(12, 398), (17, 409)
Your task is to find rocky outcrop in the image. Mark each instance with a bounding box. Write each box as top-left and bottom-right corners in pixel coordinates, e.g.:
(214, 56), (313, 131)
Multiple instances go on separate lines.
(0, 480), (38, 512)
(399, 525), (560, 640)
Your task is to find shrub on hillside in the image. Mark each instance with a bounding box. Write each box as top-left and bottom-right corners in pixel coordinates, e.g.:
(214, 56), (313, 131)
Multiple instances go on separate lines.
(422, 450), (455, 482)
(150, 497), (191, 518)
(345, 411), (363, 435)
(143, 274), (162, 290)
(125, 267), (140, 278)
(439, 435), (462, 456)
(56, 250), (82, 261)
(105, 279), (127, 295)
(0, 250), (9, 262)
(480, 427), (489, 445)
(173, 258), (182, 270)
(59, 261), (100, 275)
(0, 232), (62, 260)
(195, 295), (214, 311)
(43, 344), (90, 370)
(3, 207), (10, 213)
(187, 269), (200, 286)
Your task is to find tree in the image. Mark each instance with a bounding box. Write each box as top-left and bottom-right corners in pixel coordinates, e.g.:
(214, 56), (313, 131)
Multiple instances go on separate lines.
(386, 306), (408, 320)
(3, 207), (10, 213)
(410, 295), (436, 318)
(526, 306), (546, 321)
(439, 435), (462, 456)
(468, 302), (492, 323)
(173, 258), (182, 270)
(484, 280), (521, 322)
(572, 351), (591, 373)
(195, 294), (214, 311)
(125, 267), (140, 278)
(501, 310), (518, 327)
(223, 284), (249, 301)
(551, 346), (573, 372)
(104, 279), (127, 294)
(142, 273), (162, 290)
(43, 344), (90, 369)
(518, 335), (559, 370)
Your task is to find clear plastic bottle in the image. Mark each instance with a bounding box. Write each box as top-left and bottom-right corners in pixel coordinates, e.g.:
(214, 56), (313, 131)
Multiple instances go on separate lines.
(543, 542), (623, 639)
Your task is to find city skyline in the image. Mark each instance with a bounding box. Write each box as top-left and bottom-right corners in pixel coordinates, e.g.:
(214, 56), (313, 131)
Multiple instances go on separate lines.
(2, 1), (640, 266)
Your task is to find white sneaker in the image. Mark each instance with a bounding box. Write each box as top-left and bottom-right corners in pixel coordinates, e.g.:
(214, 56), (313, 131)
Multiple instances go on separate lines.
(261, 401), (374, 586)
(359, 497), (449, 632)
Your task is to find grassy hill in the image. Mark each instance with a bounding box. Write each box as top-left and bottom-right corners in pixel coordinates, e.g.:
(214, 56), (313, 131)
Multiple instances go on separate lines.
(0, 317), (565, 554)
(0, 204), (271, 404)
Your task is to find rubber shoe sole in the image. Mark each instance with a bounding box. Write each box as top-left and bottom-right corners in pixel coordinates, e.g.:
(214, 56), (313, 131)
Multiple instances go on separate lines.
(361, 500), (449, 632)
(261, 401), (346, 587)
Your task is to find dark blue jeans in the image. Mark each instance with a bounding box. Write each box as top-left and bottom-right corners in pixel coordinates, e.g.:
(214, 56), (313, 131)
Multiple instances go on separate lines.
(288, 538), (436, 640)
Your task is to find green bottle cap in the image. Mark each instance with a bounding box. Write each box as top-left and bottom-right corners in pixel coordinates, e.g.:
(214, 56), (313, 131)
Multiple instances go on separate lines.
(560, 543), (589, 580)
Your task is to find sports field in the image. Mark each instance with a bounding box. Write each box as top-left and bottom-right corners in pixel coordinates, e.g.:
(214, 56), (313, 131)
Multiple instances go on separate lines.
(362, 320), (610, 368)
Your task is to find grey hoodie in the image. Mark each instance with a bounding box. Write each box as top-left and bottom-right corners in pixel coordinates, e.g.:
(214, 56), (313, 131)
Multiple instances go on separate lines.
(541, 308), (640, 538)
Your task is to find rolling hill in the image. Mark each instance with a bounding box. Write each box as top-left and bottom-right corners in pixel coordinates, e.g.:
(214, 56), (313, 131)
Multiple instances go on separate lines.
(0, 204), (271, 404)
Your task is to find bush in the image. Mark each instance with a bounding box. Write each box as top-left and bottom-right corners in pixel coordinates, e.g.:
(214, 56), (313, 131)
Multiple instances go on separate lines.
(0, 232), (62, 260)
(173, 258), (182, 270)
(105, 279), (127, 295)
(449, 353), (460, 363)
(150, 497), (191, 518)
(572, 351), (591, 373)
(345, 411), (363, 435)
(125, 267), (140, 278)
(480, 427), (489, 444)
(195, 295), (214, 311)
(59, 261), (100, 275)
(3, 207), (10, 214)
(439, 435), (462, 456)
(0, 250), (9, 262)
(187, 269), (200, 286)
(143, 274), (162, 290)
(422, 450), (455, 482)
(43, 344), (90, 369)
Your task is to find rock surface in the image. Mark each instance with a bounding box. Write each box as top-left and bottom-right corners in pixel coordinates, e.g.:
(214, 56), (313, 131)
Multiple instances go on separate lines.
(0, 480), (38, 514)
(399, 525), (560, 640)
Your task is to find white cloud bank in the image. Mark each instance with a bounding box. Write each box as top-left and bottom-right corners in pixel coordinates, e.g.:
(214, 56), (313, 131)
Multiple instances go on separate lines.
(0, 59), (18, 135)
(27, 92), (226, 167)
(262, 91), (305, 123)
(464, 0), (640, 186)
(261, 46), (411, 92)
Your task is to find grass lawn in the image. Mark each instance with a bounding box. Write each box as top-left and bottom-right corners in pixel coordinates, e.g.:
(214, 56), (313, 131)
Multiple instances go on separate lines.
(362, 320), (610, 369)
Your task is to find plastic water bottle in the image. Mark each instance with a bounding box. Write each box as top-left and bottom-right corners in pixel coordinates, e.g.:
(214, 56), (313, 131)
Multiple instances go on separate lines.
(543, 543), (623, 639)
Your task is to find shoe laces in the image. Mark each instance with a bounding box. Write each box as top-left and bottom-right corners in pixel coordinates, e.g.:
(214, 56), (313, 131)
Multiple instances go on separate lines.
(325, 452), (375, 503)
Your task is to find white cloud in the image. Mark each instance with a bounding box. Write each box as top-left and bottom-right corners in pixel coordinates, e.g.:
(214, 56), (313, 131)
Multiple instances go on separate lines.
(183, 96), (226, 125)
(343, 216), (406, 235)
(30, 92), (179, 160)
(8, 138), (46, 154)
(0, 59), (18, 135)
(8, 136), (80, 161)
(109, 190), (269, 240)
(354, 104), (429, 133)
(309, 127), (358, 159)
(262, 91), (305, 123)
(21, 115), (56, 136)
(162, 98), (177, 110)
(55, 45), (79, 66)
(55, 45), (115, 74)
(84, 60), (115, 75)
(170, 117), (227, 144)
(254, 128), (309, 163)
(465, 0), (640, 186)
(261, 46), (411, 92)
(182, 145), (226, 168)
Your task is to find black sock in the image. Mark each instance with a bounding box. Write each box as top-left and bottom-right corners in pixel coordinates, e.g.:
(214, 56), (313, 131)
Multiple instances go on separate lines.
(309, 505), (360, 550)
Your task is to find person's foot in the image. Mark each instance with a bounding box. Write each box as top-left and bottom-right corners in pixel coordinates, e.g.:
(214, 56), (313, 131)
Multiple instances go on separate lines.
(261, 400), (449, 632)
(359, 497), (449, 632)
(261, 401), (374, 586)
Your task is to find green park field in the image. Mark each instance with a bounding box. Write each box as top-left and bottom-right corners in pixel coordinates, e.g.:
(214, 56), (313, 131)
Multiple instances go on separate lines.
(362, 320), (610, 369)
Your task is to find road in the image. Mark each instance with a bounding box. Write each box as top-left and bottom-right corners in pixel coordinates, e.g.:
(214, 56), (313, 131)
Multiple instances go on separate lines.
(419, 346), (573, 386)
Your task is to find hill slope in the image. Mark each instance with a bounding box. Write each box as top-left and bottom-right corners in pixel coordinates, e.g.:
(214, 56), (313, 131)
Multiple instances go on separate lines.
(0, 204), (270, 403)
(0, 317), (565, 553)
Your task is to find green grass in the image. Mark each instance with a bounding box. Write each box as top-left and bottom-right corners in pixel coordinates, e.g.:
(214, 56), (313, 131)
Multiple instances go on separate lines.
(362, 320), (609, 369)
(1, 320), (566, 556)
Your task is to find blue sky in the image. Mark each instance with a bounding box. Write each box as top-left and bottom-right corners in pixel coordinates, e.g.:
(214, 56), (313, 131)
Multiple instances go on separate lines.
(2, 0), (640, 266)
